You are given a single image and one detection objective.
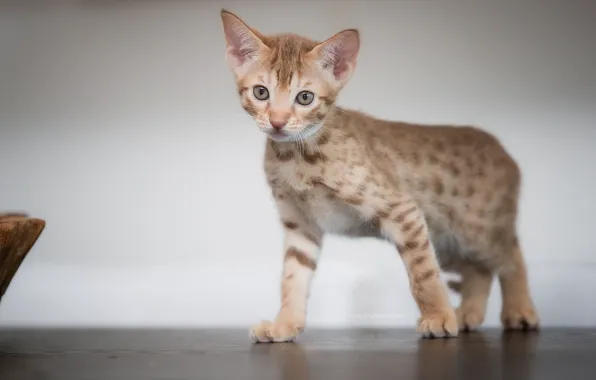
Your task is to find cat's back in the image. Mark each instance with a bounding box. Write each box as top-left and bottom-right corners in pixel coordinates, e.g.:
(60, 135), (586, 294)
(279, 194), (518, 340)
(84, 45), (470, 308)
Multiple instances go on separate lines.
(331, 107), (523, 239)
(333, 107), (520, 182)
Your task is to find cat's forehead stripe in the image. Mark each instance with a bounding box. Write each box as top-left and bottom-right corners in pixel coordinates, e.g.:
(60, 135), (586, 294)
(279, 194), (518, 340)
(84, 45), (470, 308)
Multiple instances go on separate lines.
(263, 34), (318, 90)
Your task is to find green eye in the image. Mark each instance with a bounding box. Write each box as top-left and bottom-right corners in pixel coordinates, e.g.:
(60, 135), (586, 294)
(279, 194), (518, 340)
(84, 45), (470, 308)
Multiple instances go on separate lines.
(253, 86), (269, 100)
(295, 91), (314, 106)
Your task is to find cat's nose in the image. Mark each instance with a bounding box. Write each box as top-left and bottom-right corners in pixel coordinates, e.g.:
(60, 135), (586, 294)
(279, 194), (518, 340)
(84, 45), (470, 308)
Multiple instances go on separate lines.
(270, 120), (287, 130)
(269, 110), (290, 130)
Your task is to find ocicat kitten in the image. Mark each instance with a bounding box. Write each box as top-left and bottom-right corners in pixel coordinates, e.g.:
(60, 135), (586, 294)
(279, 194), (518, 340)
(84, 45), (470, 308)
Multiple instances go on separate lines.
(219, 9), (539, 341)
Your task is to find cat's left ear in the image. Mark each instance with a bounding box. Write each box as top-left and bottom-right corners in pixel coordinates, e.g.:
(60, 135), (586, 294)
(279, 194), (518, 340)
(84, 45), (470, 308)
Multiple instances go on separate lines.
(220, 9), (268, 76)
(308, 29), (360, 87)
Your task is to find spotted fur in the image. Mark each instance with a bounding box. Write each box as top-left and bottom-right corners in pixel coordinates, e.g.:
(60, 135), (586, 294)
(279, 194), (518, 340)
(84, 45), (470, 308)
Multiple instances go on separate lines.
(220, 9), (539, 342)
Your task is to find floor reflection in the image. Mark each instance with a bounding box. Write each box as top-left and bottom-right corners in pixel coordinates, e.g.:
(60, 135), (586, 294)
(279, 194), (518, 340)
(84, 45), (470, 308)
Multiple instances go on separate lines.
(416, 330), (539, 380)
(254, 330), (543, 380)
(1, 328), (594, 380)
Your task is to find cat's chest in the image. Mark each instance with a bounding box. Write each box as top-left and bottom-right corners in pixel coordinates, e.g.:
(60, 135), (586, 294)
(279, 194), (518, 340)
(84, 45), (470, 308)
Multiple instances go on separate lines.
(299, 186), (373, 236)
(268, 151), (378, 236)
(275, 159), (324, 192)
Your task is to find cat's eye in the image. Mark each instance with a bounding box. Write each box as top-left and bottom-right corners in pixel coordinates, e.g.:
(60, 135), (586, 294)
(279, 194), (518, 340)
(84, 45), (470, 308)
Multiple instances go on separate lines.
(295, 91), (314, 106)
(253, 85), (269, 101)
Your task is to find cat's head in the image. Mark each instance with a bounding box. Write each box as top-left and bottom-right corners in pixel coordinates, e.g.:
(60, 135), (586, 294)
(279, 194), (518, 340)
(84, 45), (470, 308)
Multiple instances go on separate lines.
(220, 9), (360, 143)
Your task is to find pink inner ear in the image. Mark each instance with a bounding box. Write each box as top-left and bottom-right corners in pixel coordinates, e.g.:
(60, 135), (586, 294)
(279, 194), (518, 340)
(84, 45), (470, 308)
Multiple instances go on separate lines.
(223, 16), (259, 65)
(229, 46), (252, 65)
(333, 58), (349, 79)
(321, 30), (359, 80)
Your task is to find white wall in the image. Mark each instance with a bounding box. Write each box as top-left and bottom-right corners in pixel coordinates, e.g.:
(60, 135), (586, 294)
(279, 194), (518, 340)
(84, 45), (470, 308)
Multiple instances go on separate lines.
(1, 0), (595, 328)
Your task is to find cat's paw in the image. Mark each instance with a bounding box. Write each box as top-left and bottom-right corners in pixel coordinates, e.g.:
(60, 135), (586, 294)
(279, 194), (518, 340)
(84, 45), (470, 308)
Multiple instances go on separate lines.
(456, 306), (485, 332)
(249, 318), (304, 343)
(417, 309), (459, 338)
(501, 301), (539, 331)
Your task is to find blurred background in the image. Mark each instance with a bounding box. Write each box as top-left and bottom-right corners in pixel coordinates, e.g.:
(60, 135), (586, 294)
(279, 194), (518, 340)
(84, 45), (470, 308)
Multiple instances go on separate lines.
(0, 0), (594, 329)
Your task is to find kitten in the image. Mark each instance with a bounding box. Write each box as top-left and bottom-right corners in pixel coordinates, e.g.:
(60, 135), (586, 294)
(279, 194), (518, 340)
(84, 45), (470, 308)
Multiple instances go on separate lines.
(219, 9), (539, 341)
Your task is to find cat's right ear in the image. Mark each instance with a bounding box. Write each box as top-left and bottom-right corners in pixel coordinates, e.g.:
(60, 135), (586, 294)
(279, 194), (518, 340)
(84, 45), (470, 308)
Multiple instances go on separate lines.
(220, 9), (267, 76)
(307, 29), (360, 89)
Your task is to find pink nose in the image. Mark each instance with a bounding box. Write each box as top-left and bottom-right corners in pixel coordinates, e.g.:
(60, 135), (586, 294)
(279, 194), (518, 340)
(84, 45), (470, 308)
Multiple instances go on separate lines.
(270, 120), (287, 130)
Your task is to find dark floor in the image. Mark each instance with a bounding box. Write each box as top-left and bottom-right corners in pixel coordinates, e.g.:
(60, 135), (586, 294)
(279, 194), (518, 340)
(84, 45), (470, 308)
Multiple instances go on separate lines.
(1, 328), (595, 380)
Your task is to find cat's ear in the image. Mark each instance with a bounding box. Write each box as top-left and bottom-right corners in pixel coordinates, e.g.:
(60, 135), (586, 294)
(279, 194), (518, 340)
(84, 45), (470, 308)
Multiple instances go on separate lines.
(220, 9), (268, 75)
(308, 29), (360, 87)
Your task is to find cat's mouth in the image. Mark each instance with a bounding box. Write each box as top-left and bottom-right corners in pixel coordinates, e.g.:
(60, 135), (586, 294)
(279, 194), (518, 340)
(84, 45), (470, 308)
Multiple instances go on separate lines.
(267, 130), (287, 138)
(264, 124), (322, 143)
(266, 130), (296, 143)
(264, 128), (298, 142)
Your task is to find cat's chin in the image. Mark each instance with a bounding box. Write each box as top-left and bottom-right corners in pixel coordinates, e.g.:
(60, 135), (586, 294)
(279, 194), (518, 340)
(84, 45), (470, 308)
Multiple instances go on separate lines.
(266, 132), (302, 143)
(264, 124), (323, 144)
(266, 133), (295, 143)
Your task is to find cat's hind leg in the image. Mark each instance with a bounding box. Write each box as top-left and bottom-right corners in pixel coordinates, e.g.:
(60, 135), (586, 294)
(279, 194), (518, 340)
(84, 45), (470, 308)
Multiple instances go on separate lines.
(497, 240), (539, 331)
(447, 230), (539, 332)
(433, 241), (494, 332)
(445, 260), (494, 331)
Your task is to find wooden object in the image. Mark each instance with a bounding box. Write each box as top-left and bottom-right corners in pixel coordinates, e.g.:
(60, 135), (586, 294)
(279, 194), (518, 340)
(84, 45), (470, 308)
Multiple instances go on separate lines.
(0, 213), (46, 302)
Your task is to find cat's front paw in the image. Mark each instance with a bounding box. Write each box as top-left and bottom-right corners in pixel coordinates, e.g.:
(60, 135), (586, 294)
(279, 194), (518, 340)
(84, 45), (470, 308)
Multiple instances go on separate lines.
(417, 309), (459, 338)
(249, 318), (304, 343)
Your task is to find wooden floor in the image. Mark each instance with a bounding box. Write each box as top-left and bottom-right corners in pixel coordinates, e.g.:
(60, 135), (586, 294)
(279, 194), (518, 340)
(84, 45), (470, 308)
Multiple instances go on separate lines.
(1, 328), (595, 379)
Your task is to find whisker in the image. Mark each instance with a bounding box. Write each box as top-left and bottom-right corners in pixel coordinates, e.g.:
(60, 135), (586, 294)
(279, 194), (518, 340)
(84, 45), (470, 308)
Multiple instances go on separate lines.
(298, 131), (306, 154)
(307, 131), (321, 156)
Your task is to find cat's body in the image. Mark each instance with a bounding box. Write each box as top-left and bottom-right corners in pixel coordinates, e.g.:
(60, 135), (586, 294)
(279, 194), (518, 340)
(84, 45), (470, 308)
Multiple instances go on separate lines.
(265, 107), (520, 269)
(220, 10), (539, 341)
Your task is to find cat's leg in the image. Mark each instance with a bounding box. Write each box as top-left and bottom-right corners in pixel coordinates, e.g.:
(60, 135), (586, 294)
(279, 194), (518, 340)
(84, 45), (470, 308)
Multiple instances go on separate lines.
(314, 177), (457, 338)
(379, 198), (459, 338)
(250, 192), (323, 343)
(497, 242), (539, 331)
(446, 261), (494, 331)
